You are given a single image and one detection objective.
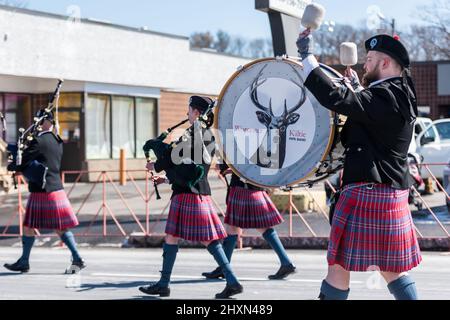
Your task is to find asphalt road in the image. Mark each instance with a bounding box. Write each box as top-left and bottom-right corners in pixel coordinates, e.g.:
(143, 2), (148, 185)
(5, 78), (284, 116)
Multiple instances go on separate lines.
(0, 247), (449, 300)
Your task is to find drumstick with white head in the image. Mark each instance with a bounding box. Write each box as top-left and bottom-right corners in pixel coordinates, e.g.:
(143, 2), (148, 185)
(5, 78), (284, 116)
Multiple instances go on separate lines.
(340, 42), (363, 90)
(300, 3), (326, 38)
(340, 42), (358, 77)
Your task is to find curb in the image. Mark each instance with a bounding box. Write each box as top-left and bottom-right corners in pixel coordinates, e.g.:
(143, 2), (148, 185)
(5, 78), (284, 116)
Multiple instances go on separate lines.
(127, 235), (450, 251)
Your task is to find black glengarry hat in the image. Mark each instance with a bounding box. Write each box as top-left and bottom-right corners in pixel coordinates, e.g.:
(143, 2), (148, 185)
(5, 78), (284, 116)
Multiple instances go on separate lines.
(189, 96), (213, 113)
(365, 34), (410, 68)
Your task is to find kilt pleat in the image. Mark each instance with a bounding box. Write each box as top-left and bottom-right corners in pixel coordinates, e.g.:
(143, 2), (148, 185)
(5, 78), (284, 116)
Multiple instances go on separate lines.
(24, 190), (78, 230)
(328, 183), (422, 272)
(165, 193), (227, 242)
(225, 187), (283, 229)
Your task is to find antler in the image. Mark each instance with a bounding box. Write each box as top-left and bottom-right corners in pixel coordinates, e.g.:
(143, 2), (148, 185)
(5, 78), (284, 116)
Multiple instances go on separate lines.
(250, 65), (274, 116)
(284, 64), (307, 115)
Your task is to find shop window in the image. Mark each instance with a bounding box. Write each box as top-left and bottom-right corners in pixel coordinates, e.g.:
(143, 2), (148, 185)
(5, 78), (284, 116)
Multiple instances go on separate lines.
(136, 98), (157, 159)
(86, 94), (111, 159)
(112, 96), (135, 159)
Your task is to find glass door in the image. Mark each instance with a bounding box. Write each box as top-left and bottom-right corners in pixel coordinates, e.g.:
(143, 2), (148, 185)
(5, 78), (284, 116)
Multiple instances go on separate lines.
(58, 93), (83, 172)
(4, 94), (32, 144)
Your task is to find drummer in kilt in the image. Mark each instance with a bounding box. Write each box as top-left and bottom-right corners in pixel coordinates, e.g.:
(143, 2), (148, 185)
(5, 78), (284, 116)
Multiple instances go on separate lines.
(297, 33), (422, 300)
(139, 96), (243, 299)
(202, 163), (296, 280)
(4, 109), (85, 274)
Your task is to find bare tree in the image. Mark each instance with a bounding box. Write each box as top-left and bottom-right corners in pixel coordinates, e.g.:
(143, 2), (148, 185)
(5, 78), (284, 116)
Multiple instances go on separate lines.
(264, 38), (274, 57)
(190, 31), (215, 49)
(410, 0), (450, 60)
(311, 1), (449, 62)
(229, 36), (246, 56)
(247, 39), (266, 58)
(214, 30), (230, 53)
(403, 25), (445, 61)
(190, 29), (274, 59)
(314, 24), (365, 65)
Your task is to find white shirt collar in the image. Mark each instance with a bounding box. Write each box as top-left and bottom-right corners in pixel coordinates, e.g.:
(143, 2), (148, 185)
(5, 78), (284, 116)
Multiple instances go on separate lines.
(368, 76), (400, 88)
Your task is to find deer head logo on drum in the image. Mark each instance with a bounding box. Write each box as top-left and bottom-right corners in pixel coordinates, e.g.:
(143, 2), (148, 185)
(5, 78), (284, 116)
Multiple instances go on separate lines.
(250, 65), (307, 169)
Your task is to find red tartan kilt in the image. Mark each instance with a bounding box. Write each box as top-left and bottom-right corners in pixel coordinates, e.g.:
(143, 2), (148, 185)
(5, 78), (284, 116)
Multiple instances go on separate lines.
(225, 187), (283, 229)
(24, 190), (79, 231)
(165, 193), (227, 242)
(328, 183), (422, 273)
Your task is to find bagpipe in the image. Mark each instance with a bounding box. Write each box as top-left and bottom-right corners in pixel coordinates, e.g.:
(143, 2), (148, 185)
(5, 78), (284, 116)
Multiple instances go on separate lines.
(7, 79), (64, 189)
(143, 100), (216, 199)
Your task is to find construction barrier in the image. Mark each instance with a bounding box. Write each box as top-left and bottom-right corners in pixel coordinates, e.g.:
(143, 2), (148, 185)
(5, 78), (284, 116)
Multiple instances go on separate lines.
(0, 163), (449, 242)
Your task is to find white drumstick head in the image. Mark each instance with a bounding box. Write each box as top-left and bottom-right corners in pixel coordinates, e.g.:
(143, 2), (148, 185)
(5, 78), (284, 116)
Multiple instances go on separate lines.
(301, 3), (326, 31)
(340, 42), (358, 66)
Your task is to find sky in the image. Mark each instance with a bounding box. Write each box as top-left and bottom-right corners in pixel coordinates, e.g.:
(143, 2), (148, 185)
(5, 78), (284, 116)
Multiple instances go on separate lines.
(19, 0), (434, 40)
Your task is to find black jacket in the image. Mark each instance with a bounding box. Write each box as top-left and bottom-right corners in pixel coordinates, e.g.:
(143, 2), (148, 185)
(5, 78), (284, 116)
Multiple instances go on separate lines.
(218, 163), (264, 191)
(154, 126), (215, 197)
(20, 132), (64, 193)
(304, 68), (417, 189)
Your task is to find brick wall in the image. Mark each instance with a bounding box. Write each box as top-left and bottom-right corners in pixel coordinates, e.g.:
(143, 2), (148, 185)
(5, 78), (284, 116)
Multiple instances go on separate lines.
(159, 91), (217, 141)
(159, 91), (192, 137)
(411, 62), (450, 119)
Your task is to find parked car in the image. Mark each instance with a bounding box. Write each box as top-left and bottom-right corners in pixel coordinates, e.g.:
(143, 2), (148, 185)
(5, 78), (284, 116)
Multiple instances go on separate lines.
(415, 119), (450, 180)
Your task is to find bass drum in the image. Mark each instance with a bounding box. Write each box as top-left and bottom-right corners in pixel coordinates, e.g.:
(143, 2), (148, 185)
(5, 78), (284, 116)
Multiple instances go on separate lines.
(215, 57), (346, 188)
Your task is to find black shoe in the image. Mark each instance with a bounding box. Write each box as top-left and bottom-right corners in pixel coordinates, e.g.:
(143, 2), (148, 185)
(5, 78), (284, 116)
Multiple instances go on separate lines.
(202, 267), (224, 279)
(65, 259), (87, 274)
(215, 283), (243, 299)
(139, 283), (171, 297)
(4, 260), (30, 273)
(268, 264), (297, 280)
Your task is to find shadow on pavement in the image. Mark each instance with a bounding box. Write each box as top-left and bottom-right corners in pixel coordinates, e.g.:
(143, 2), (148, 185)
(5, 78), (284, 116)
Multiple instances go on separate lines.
(0, 272), (25, 277)
(116, 296), (162, 300)
(77, 280), (148, 292)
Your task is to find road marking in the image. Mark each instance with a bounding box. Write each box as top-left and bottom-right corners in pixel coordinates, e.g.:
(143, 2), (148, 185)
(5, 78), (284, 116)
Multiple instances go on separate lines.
(90, 272), (363, 284)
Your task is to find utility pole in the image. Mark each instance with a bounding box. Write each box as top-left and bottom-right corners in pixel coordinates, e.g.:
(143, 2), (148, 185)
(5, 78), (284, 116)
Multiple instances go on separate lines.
(391, 18), (396, 36)
(377, 12), (396, 36)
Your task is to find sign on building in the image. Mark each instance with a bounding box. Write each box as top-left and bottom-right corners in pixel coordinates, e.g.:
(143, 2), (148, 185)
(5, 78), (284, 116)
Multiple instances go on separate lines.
(255, 0), (312, 56)
(255, 0), (312, 19)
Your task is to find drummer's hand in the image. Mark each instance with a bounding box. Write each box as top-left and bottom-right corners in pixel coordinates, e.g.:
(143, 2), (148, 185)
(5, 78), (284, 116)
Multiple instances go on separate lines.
(296, 29), (313, 59)
(146, 162), (155, 171)
(215, 164), (232, 176)
(219, 169), (233, 177)
(344, 68), (362, 90)
(152, 175), (168, 185)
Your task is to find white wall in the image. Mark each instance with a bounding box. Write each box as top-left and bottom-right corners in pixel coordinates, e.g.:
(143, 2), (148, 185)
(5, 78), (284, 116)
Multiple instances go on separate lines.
(0, 6), (251, 95)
